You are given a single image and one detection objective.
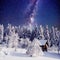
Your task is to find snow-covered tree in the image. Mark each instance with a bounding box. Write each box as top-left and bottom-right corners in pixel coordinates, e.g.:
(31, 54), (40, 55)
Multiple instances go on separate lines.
(39, 25), (44, 40)
(58, 37), (60, 54)
(8, 26), (19, 51)
(0, 24), (4, 44)
(26, 38), (43, 57)
(44, 25), (50, 47)
(20, 38), (31, 48)
(4, 33), (9, 47)
(8, 30), (15, 48)
(54, 28), (60, 53)
(50, 26), (56, 46)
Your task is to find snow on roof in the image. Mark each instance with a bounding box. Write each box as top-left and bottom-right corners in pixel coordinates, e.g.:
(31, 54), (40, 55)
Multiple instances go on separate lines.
(39, 40), (47, 45)
(33, 38), (47, 45)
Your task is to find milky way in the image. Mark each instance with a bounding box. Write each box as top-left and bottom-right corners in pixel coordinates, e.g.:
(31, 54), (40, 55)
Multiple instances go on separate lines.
(25, 0), (39, 24)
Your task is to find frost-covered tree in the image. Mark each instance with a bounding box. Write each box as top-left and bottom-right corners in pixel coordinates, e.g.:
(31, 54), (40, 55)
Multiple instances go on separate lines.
(26, 38), (43, 57)
(44, 25), (50, 47)
(54, 28), (60, 53)
(8, 30), (15, 48)
(0, 24), (4, 44)
(58, 36), (60, 54)
(14, 33), (19, 51)
(50, 26), (56, 46)
(20, 38), (31, 48)
(39, 25), (44, 40)
(8, 26), (19, 51)
(4, 33), (9, 47)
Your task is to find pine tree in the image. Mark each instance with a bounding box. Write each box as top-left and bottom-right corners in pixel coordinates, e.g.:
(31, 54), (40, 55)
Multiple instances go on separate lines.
(0, 24), (4, 44)
(8, 26), (19, 51)
(39, 25), (44, 40)
(26, 38), (43, 57)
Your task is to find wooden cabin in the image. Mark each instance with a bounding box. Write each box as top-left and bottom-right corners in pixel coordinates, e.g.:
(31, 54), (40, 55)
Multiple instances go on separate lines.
(39, 40), (48, 51)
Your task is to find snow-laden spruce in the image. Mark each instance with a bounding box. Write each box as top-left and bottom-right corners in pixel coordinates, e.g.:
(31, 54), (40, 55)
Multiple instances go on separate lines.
(26, 38), (44, 57)
(0, 24), (4, 44)
(20, 38), (31, 48)
(7, 26), (19, 51)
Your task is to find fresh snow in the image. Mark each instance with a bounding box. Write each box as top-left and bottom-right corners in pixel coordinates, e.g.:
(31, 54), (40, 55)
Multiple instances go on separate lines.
(0, 48), (60, 60)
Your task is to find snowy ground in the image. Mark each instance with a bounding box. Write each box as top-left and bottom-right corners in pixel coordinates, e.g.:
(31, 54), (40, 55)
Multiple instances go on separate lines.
(0, 48), (60, 60)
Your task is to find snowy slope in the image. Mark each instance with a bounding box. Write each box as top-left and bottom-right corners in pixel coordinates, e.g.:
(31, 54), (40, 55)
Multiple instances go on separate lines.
(0, 48), (60, 60)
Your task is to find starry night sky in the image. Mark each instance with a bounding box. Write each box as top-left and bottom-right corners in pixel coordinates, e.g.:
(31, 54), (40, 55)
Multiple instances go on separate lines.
(0, 0), (60, 28)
